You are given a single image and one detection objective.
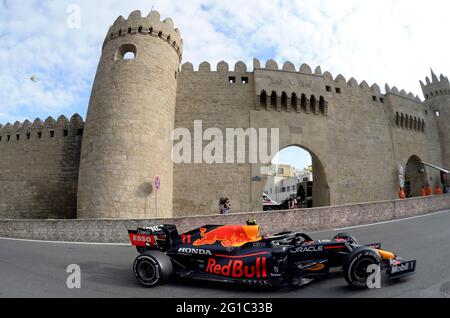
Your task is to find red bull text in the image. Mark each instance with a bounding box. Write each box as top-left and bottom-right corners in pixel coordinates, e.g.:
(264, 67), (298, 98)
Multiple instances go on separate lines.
(205, 257), (267, 278)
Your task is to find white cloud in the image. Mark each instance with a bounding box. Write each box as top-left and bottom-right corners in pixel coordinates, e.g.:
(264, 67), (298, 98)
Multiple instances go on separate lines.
(0, 0), (449, 124)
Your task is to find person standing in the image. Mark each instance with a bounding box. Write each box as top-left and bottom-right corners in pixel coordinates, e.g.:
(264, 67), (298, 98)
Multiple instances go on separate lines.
(292, 196), (298, 209)
(223, 198), (231, 214)
(219, 197), (226, 215)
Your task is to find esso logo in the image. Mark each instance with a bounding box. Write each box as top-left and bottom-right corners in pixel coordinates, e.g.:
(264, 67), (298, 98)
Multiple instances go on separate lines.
(133, 235), (154, 243)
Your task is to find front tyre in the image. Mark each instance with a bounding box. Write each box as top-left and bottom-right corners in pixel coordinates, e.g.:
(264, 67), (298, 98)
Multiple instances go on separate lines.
(133, 251), (173, 288)
(344, 247), (381, 289)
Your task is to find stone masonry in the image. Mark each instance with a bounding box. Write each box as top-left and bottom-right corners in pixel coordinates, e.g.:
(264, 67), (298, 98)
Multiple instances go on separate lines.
(0, 10), (449, 219)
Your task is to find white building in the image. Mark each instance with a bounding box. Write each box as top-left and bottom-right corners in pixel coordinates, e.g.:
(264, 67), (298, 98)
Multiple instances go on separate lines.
(264, 164), (312, 203)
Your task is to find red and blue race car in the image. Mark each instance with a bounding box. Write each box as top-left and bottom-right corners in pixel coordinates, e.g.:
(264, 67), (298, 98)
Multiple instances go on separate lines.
(128, 223), (416, 288)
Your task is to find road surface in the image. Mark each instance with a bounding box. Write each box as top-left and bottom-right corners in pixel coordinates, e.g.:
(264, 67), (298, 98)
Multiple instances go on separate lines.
(1, 210), (450, 298)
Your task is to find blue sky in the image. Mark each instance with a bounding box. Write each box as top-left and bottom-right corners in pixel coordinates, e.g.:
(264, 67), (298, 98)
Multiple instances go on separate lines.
(1, 1), (449, 168)
(272, 146), (312, 170)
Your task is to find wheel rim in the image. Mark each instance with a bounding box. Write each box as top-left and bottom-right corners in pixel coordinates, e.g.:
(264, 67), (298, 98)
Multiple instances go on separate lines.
(353, 258), (375, 281)
(138, 260), (157, 283)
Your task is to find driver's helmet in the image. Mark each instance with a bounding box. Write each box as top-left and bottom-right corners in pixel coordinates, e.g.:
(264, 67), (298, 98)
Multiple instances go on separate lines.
(246, 218), (257, 226)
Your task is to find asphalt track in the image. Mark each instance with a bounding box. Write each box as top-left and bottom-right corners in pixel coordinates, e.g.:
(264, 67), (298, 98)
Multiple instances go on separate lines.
(1, 210), (450, 298)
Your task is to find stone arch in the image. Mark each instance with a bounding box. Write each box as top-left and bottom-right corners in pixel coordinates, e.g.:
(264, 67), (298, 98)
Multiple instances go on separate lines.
(310, 95), (317, 114)
(266, 144), (330, 208)
(281, 92), (288, 111)
(260, 90), (267, 108)
(319, 96), (325, 115)
(115, 43), (137, 60)
(301, 94), (307, 112)
(291, 93), (298, 111)
(405, 155), (428, 197)
(270, 91), (277, 110)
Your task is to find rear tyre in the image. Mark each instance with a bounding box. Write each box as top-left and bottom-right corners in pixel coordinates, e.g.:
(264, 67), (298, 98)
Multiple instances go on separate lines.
(333, 233), (358, 244)
(344, 247), (381, 289)
(133, 250), (173, 288)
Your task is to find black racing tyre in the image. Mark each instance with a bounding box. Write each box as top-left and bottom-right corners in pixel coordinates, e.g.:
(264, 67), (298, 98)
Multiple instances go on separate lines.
(344, 247), (381, 288)
(133, 250), (173, 288)
(333, 232), (358, 244)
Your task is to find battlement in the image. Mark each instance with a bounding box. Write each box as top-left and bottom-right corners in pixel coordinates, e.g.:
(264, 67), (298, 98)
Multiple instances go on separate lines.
(420, 69), (450, 100)
(103, 10), (183, 60)
(180, 59), (422, 104)
(0, 114), (84, 144)
(385, 84), (422, 103)
(181, 60), (250, 73)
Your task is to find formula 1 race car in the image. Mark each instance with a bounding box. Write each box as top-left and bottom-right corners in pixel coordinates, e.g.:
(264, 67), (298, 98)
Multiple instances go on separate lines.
(128, 223), (416, 289)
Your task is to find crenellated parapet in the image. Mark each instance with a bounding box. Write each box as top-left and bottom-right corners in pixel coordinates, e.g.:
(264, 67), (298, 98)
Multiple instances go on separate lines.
(420, 69), (450, 100)
(0, 114), (84, 144)
(180, 60), (250, 73)
(103, 10), (183, 60)
(385, 84), (422, 103)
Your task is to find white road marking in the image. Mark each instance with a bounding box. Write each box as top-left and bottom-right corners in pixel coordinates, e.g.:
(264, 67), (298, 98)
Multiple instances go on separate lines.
(332, 209), (450, 231)
(0, 236), (130, 246)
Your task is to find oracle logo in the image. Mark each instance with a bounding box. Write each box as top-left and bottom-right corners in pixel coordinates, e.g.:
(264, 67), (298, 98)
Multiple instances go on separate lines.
(205, 258), (267, 278)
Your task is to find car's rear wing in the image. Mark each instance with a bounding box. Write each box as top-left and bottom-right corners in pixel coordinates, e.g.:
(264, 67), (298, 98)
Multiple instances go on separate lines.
(128, 224), (179, 251)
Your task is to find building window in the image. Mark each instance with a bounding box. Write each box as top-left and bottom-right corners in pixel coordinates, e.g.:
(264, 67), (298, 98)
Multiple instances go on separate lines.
(380, 97), (384, 103)
(228, 76), (236, 84)
(260, 90), (267, 108)
(7, 135), (10, 141)
(271, 91), (277, 108)
(335, 87), (342, 94)
(63, 130), (68, 137)
(278, 168), (284, 175)
(16, 134), (20, 141)
(50, 131), (55, 138)
(372, 96), (377, 102)
(116, 43), (137, 61)
(281, 92), (288, 111)
(26, 133), (31, 140)
(241, 77), (249, 84)
(326, 86), (332, 92)
(37, 132), (42, 139)
(319, 96), (326, 114)
(77, 129), (84, 136)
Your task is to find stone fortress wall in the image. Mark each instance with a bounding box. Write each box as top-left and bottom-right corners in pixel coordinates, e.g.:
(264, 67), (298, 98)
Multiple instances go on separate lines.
(0, 10), (448, 219)
(0, 115), (84, 219)
(173, 59), (446, 216)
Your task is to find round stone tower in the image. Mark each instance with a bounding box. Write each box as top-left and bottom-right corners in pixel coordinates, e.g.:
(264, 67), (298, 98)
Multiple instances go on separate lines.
(421, 70), (450, 170)
(77, 10), (183, 218)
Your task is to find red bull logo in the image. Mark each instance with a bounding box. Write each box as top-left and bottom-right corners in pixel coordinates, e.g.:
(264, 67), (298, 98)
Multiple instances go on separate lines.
(206, 257), (267, 278)
(193, 225), (262, 247)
